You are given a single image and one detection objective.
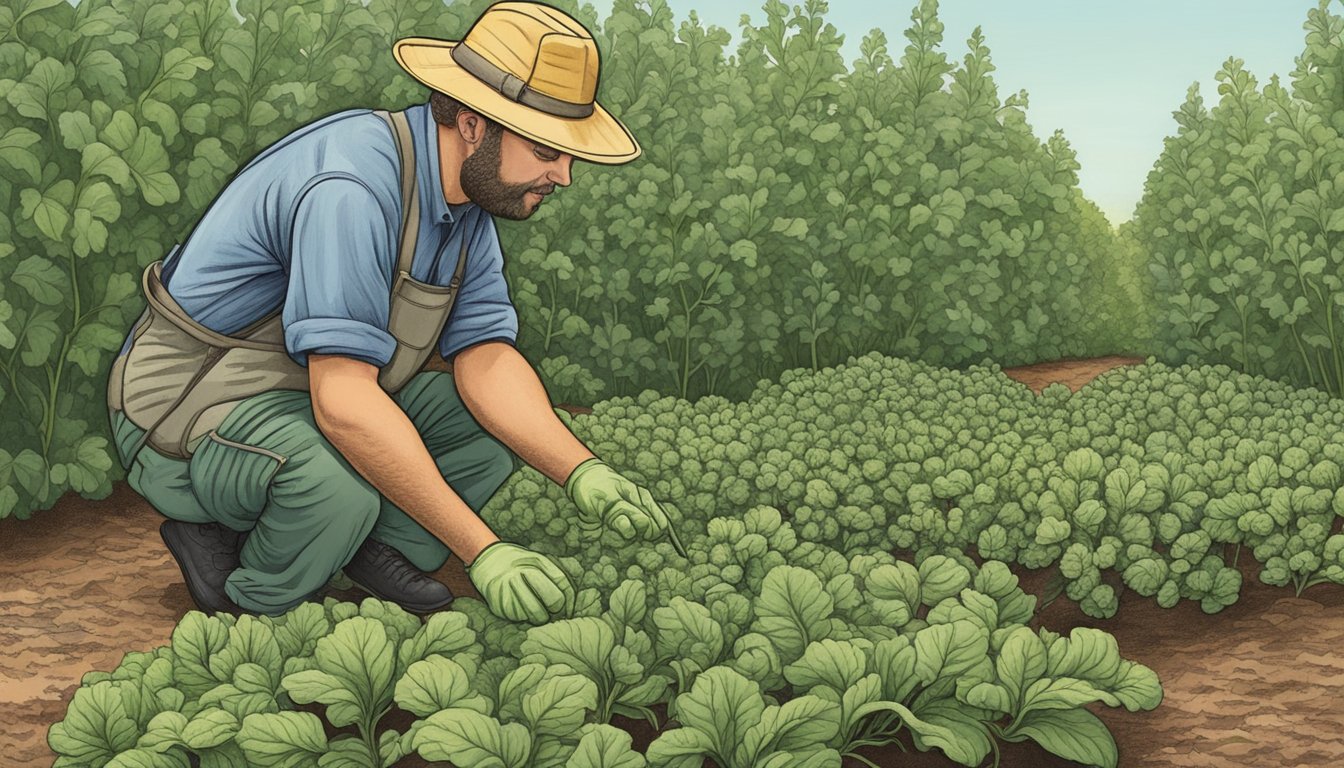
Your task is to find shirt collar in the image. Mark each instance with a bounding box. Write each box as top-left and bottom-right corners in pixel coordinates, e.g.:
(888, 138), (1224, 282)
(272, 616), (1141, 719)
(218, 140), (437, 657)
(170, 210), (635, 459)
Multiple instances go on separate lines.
(408, 101), (470, 227)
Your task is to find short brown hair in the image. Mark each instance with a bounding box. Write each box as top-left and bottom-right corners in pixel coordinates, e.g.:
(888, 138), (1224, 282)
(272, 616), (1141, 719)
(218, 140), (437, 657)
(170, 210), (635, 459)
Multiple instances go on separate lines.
(429, 91), (502, 137)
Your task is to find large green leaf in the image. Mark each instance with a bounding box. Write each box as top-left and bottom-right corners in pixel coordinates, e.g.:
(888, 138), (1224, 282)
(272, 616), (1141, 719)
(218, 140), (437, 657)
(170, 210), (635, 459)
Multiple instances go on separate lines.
(170, 612), (231, 698)
(100, 110), (179, 205)
(1044, 627), (1122, 683)
(315, 736), (373, 768)
(48, 681), (140, 763)
(197, 683), (280, 723)
(397, 610), (475, 672)
(913, 620), (990, 685)
(105, 748), (191, 767)
(918, 556), (972, 605)
(1017, 677), (1118, 723)
(520, 617), (614, 683)
(410, 708), (530, 768)
(82, 142), (133, 188)
(50, 435), (115, 494)
(273, 603), (331, 659)
(3, 0), (65, 40)
(1010, 708), (1117, 768)
(77, 179), (121, 222)
(282, 671), (359, 730)
(673, 666), (763, 762)
(12, 254), (64, 304)
(77, 49), (128, 97)
(283, 616), (395, 728)
(186, 137), (237, 208)
(606, 579), (648, 629)
(869, 635), (920, 703)
(394, 655), (490, 717)
(68, 321), (124, 375)
(236, 711), (328, 768)
(522, 674), (599, 736)
(1107, 660), (1164, 711)
(782, 638), (868, 693)
(0, 126), (41, 183)
(652, 597), (724, 671)
(19, 186), (72, 242)
(995, 626), (1048, 706)
(853, 697), (990, 767)
(135, 710), (188, 753)
(644, 727), (712, 768)
(616, 672), (668, 708)
(7, 57), (72, 122)
(736, 694), (840, 763)
(210, 615), (284, 694)
(750, 566), (834, 662)
(182, 708), (241, 751)
(566, 724), (647, 768)
(495, 662), (549, 722)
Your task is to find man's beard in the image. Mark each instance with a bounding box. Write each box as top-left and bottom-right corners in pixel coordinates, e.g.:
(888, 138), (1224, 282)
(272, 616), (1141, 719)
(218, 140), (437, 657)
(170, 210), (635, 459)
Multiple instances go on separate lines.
(460, 126), (550, 220)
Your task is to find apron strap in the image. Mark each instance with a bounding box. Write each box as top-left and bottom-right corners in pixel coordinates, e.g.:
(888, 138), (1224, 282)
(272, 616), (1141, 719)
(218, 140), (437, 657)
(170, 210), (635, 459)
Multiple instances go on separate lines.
(374, 108), (421, 283)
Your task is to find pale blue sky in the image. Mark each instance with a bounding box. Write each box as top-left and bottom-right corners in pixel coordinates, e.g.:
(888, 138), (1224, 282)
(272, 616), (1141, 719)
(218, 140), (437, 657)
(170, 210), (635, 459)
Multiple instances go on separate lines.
(591, 0), (1323, 226)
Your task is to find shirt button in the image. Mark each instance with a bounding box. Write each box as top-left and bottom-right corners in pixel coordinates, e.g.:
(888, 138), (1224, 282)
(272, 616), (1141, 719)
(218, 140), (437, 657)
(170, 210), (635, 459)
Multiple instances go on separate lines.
(442, 214), (452, 222)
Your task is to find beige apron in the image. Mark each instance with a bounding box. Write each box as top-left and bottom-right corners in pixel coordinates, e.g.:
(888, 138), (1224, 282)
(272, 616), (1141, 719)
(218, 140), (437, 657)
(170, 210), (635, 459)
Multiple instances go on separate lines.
(107, 108), (468, 462)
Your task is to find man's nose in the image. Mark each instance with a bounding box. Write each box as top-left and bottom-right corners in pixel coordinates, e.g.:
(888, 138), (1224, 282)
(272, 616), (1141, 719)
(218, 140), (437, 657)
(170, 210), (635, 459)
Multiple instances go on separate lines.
(547, 156), (573, 188)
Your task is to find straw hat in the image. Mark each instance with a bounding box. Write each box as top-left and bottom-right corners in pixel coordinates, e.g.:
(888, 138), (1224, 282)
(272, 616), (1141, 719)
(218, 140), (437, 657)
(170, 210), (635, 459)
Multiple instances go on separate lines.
(392, 1), (641, 165)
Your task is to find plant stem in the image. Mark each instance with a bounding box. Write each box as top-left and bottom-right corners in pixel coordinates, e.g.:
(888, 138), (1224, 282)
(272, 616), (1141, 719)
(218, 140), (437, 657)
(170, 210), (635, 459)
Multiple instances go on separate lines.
(600, 682), (620, 724)
(843, 752), (884, 768)
(361, 709), (385, 766)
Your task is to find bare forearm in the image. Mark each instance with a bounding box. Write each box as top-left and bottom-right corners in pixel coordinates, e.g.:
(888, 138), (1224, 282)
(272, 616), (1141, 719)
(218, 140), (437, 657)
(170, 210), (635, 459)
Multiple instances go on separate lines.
(310, 356), (499, 564)
(454, 341), (595, 486)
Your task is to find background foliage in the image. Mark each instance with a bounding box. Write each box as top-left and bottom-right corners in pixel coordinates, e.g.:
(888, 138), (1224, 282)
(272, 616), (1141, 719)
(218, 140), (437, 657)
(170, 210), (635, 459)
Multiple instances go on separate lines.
(1126, 0), (1344, 399)
(0, 0), (1154, 521)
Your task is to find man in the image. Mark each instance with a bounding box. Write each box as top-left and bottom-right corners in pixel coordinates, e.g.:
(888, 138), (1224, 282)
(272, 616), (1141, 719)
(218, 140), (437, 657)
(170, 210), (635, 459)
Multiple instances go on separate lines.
(105, 1), (676, 625)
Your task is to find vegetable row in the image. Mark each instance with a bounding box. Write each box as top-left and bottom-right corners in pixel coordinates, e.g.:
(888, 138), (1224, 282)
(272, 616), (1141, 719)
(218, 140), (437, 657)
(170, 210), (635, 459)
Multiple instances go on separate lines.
(51, 553), (1160, 768)
(504, 352), (1344, 619)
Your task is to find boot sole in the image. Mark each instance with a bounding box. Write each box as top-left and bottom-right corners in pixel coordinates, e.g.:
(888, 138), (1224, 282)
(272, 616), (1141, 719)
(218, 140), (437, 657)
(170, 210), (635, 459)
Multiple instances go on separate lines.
(160, 521), (244, 616)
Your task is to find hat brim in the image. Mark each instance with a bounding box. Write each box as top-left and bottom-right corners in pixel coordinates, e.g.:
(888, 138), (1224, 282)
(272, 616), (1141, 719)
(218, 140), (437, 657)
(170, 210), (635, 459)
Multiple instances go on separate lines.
(393, 37), (641, 165)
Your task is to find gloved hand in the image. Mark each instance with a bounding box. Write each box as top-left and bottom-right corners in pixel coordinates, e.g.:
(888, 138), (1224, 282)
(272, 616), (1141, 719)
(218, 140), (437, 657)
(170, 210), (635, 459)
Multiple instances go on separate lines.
(565, 458), (687, 557)
(466, 541), (575, 625)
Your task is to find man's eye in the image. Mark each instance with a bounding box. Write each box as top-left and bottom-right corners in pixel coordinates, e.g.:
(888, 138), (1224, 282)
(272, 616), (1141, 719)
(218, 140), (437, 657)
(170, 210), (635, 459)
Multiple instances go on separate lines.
(535, 148), (560, 161)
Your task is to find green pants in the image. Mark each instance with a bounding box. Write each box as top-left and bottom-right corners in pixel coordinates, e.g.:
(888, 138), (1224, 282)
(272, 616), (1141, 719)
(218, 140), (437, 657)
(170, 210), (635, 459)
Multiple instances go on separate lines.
(110, 371), (519, 615)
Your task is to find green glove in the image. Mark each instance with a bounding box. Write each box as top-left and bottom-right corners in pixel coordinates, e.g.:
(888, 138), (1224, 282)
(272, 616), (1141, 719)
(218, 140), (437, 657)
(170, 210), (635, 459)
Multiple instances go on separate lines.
(466, 541), (575, 625)
(565, 458), (687, 557)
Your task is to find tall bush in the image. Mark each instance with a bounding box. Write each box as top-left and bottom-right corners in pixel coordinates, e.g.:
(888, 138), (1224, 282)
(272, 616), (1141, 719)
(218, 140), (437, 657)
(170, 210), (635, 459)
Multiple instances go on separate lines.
(1127, 0), (1344, 397)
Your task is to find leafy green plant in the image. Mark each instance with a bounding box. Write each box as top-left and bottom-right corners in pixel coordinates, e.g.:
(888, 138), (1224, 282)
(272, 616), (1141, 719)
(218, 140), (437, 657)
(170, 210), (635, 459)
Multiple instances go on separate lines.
(645, 666), (842, 768)
(961, 627), (1162, 768)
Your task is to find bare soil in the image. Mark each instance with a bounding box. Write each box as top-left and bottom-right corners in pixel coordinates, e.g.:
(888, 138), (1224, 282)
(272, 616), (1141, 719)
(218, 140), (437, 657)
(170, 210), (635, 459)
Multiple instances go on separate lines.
(5, 354), (1344, 767)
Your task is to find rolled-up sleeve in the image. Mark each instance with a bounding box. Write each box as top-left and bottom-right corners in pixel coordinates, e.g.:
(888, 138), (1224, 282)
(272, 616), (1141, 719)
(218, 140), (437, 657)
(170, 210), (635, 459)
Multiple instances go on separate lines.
(283, 177), (398, 367)
(439, 217), (519, 360)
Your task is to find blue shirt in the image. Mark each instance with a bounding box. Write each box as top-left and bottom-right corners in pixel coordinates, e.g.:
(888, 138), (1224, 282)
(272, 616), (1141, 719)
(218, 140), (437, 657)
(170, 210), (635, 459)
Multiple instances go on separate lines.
(135, 101), (517, 367)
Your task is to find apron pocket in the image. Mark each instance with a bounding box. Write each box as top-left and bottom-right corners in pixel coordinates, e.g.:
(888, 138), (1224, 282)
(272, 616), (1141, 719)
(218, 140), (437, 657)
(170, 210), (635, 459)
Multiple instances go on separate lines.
(387, 270), (456, 350)
(189, 430), (286, 527)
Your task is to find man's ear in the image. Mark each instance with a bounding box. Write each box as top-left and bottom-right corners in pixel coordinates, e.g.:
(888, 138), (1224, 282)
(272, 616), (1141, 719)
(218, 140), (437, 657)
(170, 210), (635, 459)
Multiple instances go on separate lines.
(456, 109), (487, 146)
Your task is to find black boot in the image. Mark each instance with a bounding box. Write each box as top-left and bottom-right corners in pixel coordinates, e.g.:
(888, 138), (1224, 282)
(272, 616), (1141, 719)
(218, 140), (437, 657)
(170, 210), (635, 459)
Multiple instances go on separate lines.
(343, 538), (454, 614)
(160, 520), (246, 616)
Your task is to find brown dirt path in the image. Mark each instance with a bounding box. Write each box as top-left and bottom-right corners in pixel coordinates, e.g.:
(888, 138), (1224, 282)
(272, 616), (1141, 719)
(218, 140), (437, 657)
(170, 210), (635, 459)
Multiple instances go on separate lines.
(5, 354), (1344, 767)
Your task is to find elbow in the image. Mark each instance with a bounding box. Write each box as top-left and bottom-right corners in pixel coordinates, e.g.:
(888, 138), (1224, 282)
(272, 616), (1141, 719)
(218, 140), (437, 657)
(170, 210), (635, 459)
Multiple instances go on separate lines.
(311, 389), (348, 436)
(311, 383), (359, 438)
